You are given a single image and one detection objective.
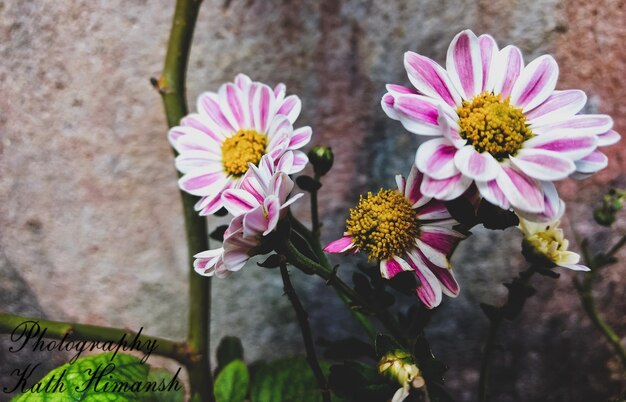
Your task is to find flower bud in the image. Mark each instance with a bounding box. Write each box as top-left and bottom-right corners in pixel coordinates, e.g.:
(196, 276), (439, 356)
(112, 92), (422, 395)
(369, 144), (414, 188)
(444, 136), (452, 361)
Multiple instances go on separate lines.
(377, 349), (421, 388)
(308, 146), (334, 177)
(594, 189), (625, 227)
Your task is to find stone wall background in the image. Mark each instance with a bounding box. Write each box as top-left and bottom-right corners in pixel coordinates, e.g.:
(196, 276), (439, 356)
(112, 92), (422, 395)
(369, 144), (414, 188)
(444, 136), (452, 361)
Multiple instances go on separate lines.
(0, 0), (625, 401)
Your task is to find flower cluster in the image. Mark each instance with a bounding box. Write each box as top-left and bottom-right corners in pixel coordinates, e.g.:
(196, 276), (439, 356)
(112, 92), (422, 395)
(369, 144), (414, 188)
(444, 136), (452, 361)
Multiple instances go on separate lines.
(170, 74), (309, 276)
(172, 30), (620, 309)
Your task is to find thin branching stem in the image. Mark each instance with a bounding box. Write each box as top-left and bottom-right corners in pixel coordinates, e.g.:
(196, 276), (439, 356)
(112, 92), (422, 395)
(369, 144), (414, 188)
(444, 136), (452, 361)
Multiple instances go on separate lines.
(279, 256), (331, 402)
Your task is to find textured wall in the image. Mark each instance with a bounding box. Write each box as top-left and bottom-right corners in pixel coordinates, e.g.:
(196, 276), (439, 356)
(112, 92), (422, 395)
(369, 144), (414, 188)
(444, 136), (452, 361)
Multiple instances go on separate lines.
(0, 0), (624, 401)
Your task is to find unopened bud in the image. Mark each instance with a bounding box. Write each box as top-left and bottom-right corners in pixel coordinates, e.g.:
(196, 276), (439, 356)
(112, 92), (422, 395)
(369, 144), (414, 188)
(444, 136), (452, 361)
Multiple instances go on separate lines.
(594, 189), (626, 227)
(308, 146), (334, 177)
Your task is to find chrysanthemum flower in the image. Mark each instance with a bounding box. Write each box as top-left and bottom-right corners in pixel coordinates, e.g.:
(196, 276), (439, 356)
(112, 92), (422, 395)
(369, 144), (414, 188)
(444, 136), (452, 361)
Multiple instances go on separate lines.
(519, 216), (589, 272)
(382, 30), (620, 220)
(194, 156), (303, 277)
(324, 166), (465, 309)
(169, 74), (311, 215)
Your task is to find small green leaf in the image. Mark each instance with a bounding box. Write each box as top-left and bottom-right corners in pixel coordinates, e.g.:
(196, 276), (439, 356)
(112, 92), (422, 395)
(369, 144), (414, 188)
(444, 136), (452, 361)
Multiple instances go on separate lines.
(214, 359), (249, 402)
(216, 336), (244, 375)
(250, 357), (336, 402)
(10, 352), (155, 402)
(141, 368), (185, 402)
(296, 176), (322, 192)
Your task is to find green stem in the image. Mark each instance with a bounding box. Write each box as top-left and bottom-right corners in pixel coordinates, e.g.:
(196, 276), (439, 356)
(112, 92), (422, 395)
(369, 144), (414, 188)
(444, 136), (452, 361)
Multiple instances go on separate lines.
(0, 313), (189, 363)
(574, 236), (626, 372)
(279, 257), (331, 402)
(310, 174), (321, 239)
(477, 318), (501, 402)
(281, 239), (407, 346)
(157, 1), (211, 400)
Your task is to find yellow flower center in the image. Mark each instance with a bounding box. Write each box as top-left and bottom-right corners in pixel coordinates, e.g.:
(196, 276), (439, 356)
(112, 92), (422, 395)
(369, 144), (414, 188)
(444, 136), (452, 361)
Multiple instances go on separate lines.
(346, 189), (420, 261)
(457, 92), (533, 160)
(221, 129), (267, 176)
(526, 226), (569, 263)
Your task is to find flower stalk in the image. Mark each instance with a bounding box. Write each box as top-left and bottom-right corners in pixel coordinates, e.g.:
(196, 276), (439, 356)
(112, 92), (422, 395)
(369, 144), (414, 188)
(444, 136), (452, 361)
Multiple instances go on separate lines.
(156, 0), (212, 400)
(574, 236), (626, 371)
(477, 267), (537, 402)
(279, 256), (331, 402)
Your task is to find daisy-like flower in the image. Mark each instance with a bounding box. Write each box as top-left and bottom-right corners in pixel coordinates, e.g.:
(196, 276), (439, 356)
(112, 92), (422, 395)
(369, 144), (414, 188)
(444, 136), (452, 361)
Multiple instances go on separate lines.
(169, 73), (312, 215)
(519, 215), (589, 272)
(382, 30), (620, 220)
(194, 156), (303, 277)
(324, 166), (465, 309)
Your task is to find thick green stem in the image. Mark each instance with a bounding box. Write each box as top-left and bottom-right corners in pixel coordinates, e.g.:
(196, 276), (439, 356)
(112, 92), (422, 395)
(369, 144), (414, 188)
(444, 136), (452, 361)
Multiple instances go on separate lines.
(477, 318), (501, 402)
(157, 0), (211, 401)
(310, 174), (321, 239)
(0, 313), (189, 363)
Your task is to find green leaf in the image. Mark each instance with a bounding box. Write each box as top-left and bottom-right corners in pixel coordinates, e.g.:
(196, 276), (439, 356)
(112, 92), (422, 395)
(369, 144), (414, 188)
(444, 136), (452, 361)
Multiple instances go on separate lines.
(142, 368), (185, 402)
(216, 336), (244, 375)
(214, 359), (249, 402)
(250, 356), (337, 402)
(10, 352), (165, 402)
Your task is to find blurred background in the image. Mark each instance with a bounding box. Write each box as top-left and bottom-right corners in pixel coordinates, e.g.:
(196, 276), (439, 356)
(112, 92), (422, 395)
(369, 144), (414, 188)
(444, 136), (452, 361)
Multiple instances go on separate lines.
(0, 1), (624, 401)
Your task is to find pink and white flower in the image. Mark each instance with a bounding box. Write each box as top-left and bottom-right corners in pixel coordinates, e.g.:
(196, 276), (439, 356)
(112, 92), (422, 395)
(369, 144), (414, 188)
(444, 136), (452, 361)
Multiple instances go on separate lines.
(382, 30), (620, 221)
(169, 74), (311, 215)
(324, 166), (465, 309)
(194, 156), (303, 277)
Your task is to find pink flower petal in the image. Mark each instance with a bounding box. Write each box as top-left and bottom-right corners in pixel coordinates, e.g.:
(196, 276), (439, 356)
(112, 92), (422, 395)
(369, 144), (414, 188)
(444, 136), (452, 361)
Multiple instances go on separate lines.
(526, 90), (587, 127)
(415, 200), (451, 220)
(476, 179), (510, 210)
(438, 106), (467, 149)
(180, 113), (225, 143)
(510, 148), (576, 180)
(175, 150), (222, 174)
(380, 257), (412, 280)
(478, 34), (498, 92)
(381, 93), (399, 120)
(574, 150), (608, 174)
(274, 82), (286, 101)
(394, 94), (445, 136)
(415, 138), (459, 180)
(197, 92), (235, 133)
(446, 30), (483, 100)
(495, 166), (544, 213)
(222, 189), (261, 216)
(289, 126), (312, 149)
(597, 130), (621, 147)
(171, 125), (224, 153)
(420, 173), (473, 201)
(289, 151), (309, 174)
(453, 145), (500, 181)
(235, 73), (252, 90)
(533, 114), (614, 137)
(219, 83), (248, 129)
(406, 251), (443, 309)
(404, 51), (461, 106)
(523, 131), (597, 160)
(414, 248), (460, 297)
(263, 196), (281, 235)
(419, 225), (464, 256)
(178, 168), (227, 196)
(404, 166), (431, 208)
(276, 150), (294, 173)
(324, 236), (356, 253)
(277, 95), (302, 123)
(510, 55), (559, 112)
(242, 205), (269, 238)
(516, 181), (564, 222)
(492, 45), (524, 98)
(252, 84), (276, 134)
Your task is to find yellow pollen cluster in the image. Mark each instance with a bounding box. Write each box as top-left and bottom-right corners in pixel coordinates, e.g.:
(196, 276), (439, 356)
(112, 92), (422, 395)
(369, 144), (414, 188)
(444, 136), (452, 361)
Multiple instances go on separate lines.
(457, 92), (533, 160)
(346, 189), (420, 261)
(221, 129), (267, 176)
(526, 227), (568, 262)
